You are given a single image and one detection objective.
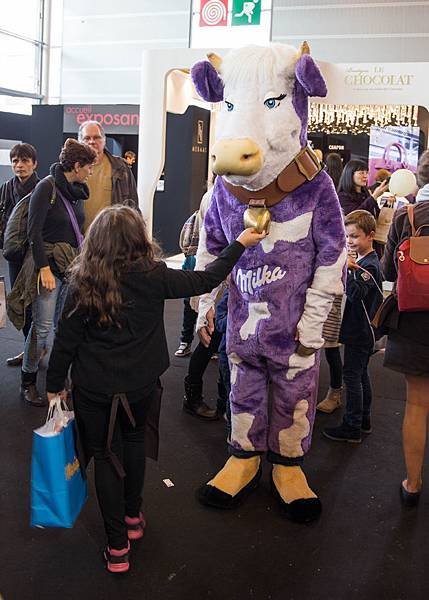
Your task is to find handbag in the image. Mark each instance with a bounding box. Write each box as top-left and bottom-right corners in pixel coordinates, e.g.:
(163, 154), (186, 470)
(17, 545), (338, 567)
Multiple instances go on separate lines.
(368, 142), (414, 187)
(396, 205), (429, 312)
(179, 210), (200, 257)
(374, 197), (395, 244)
(31, 396), (87, 528)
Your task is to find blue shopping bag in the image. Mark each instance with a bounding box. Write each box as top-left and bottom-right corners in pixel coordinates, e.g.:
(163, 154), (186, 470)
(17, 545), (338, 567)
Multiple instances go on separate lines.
(31, 398), (87, 528)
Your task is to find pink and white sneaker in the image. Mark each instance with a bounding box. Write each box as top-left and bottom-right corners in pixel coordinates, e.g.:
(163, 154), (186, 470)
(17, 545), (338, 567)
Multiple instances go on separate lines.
(103, 542), (130, 574)
(125, 512), (146, 540)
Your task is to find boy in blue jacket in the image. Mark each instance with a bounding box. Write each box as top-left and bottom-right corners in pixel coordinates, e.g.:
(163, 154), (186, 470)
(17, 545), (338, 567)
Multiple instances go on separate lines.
(323, 210), (383, 443)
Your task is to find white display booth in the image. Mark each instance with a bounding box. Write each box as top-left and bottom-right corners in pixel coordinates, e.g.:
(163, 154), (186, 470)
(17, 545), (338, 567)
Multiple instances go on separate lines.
(137, 48), (429, 236)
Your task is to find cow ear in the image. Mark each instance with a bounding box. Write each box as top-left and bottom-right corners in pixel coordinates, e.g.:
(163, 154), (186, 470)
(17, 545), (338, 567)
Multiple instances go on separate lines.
(191, 60), (224, 103)
(295, 54), (327, 98)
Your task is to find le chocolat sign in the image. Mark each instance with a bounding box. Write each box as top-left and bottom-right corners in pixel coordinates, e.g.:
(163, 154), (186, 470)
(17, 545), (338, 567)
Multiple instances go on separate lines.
(63, 104), (140, 134)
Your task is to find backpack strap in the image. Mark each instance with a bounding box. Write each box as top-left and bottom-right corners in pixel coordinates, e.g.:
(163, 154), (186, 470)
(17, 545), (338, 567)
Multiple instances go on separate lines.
(407, 203), (429, 237)
(407, 204), (416, 236)
(45, 175), (57, 205)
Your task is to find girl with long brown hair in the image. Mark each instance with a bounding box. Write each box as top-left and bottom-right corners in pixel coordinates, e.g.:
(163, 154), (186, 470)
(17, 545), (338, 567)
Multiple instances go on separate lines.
(46, 205), (265, 574)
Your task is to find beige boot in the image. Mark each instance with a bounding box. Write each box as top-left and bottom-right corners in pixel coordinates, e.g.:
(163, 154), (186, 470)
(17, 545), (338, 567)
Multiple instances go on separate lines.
(317, 387), (342, 413)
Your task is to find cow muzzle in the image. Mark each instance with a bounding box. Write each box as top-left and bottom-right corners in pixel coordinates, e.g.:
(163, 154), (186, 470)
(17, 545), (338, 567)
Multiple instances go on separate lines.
(211, 138), (263, 176)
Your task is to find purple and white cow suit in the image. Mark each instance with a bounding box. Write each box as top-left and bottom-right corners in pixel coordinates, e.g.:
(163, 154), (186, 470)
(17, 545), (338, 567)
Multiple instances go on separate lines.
(191, 44), (346, 511)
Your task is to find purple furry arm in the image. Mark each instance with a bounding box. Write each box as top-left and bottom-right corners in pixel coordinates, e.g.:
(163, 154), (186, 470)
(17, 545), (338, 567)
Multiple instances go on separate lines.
(312, 176), (346, 271)
(191, 61), (224, 103)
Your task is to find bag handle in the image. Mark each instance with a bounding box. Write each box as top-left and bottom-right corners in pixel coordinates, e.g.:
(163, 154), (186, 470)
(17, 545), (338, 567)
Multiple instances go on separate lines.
(383, 142), (408, 163)
(45, 394), (69, 425)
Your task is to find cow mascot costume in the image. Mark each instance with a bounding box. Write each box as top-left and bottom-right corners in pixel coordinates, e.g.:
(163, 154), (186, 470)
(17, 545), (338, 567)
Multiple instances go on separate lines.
(191, 42), (346, 523)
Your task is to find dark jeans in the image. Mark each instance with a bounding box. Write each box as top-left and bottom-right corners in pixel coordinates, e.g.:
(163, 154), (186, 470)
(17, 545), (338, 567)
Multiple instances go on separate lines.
(73, 384), (157, 549)
(180, 297), (197, 344)
(325, 346), (343, 389)
(188, 328), (222, 384)
(8, 260), (32, 340)
(219, 359), (231, 437)
(342, 345), (372, 431)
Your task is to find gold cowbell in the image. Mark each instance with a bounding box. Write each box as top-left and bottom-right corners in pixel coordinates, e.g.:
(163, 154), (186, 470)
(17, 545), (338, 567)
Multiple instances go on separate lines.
(243, 206), (271, 234)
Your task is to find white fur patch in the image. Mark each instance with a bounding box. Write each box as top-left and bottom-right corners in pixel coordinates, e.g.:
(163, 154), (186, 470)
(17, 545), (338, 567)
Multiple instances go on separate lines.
(231, 412), (256, 451)
(239, 302), (271, 341)
(195, 225), (218, 270)
(261, 212), (313, 253)
(229, 352), (243, 386)
(194, 225), (224, 332)
(278, 400), (310, 457)
(311, 248), (347, 295)
(286, 352), (316, 381)
(296, 248), (347, 348)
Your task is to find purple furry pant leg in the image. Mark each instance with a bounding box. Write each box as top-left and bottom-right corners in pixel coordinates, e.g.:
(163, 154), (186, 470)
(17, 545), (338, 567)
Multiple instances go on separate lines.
(227, 352), (320, 465)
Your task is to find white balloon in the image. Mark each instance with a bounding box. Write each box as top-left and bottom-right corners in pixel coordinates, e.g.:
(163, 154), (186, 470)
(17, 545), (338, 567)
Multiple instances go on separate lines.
(389, 169), (417, 197)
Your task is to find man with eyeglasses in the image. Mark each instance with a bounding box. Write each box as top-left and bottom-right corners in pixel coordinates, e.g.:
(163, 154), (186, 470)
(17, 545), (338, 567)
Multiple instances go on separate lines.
(78, 121), (139, 230)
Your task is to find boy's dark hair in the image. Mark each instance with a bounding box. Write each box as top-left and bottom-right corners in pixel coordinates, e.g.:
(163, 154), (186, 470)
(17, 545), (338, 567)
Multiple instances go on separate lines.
(10, 143), (37, 163)
(416, 150), (429, 188)
(59, 138), (97, 172)
(344, 210), (376, 236)
(124, 150), (136, 159)
(337, 159), (368, 194)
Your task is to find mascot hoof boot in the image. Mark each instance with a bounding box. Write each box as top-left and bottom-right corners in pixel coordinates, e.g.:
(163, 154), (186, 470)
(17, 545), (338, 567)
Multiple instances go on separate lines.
(271, 465), (321, 523)
(271, 477), (321, 523)
(198, 456), (262, 509)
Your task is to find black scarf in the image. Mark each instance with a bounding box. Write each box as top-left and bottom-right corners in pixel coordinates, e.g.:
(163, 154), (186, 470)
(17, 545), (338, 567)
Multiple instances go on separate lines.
(11, 172), (40, 204)
(49, 163), (90, 204)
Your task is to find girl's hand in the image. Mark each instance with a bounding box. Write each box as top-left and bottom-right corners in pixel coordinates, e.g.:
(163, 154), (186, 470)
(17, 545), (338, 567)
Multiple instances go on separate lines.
(371, 179), (389, 200)
(237, 228), (267, 248)
(40, 266), (56, 291)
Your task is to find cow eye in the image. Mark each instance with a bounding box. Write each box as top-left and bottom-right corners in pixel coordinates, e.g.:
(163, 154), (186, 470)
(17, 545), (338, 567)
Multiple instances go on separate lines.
(264, 94), (286, 109)
(225, 101), (234, 112)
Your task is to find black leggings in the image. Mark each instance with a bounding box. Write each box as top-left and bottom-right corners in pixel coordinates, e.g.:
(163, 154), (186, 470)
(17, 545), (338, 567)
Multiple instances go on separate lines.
(187, 328), (223, 384)
(73, 384), (157, 549)
(325, 346), (343, 390)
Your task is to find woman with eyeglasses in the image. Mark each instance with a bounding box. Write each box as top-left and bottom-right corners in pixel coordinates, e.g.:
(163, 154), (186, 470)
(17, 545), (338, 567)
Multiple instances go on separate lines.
(337, 159), (389, 218)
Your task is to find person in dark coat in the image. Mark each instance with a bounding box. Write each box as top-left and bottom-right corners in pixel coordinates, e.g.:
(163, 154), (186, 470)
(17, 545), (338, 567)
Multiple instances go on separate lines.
(381, 150), (429, 507)
(338, 159), (388, 218)
(78, 120), (139, 231)
(0, 143), (39, 365)
(324, 152), (343, 191)
(45, 205), (265, 574)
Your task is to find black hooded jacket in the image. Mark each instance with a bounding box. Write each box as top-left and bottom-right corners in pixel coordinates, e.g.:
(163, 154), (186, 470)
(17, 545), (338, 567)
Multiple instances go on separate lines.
(28, 163), (89, 271)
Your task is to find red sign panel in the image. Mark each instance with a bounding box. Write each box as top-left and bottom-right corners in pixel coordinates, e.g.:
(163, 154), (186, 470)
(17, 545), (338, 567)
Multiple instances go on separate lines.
(200, 0), (228, 27)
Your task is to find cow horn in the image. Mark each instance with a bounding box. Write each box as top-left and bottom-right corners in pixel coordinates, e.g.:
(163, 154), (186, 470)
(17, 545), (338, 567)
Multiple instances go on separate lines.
(299, 41), (310, 56)
(207, 52), (223, 73)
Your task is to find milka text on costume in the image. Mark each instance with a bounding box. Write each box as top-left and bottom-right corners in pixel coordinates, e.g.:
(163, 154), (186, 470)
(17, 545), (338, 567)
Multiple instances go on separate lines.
(236, 265), (286, 295)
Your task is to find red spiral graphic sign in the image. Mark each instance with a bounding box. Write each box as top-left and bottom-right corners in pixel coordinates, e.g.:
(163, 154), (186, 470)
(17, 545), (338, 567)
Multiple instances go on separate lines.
(200, 0), (228, 27)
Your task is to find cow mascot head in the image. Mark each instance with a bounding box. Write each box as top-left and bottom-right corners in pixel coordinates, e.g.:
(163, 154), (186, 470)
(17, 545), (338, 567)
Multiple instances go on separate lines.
(190, 44), (346, 523)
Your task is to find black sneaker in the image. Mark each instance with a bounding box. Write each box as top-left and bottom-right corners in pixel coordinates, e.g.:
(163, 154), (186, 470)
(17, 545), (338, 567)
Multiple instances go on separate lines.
(361, 416), (372, 434)
(323, 424), (362, 443)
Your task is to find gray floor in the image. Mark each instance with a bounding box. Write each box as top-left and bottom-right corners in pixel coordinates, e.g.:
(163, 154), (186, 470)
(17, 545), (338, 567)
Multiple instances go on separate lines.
(0, 256), (428, 600)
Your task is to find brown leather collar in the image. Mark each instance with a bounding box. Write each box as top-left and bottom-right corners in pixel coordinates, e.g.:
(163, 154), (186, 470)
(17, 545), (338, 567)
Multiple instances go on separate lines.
(222, 145), (322, 207)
